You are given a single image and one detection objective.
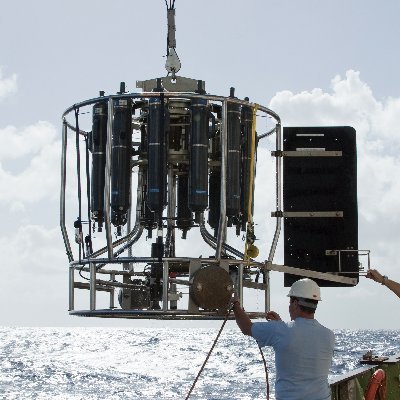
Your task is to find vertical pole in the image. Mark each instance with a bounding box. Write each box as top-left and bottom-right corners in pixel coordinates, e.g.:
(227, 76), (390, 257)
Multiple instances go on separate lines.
(266, 121), (282, 312)
(110, 273), (115, 309)
(90, 262), (96, 311)
(162, 260), (169, 312)
(104, 98), (114, 259)
(60, 119), (73, 262)
(216, 100), (228, 260)
(69, 266), (75, 311)
(238, 263), (244, 307)
(166, 167), (176, 256)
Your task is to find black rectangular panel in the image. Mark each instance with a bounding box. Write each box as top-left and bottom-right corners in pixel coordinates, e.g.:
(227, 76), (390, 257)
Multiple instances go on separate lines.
(283, 126), (358, 287)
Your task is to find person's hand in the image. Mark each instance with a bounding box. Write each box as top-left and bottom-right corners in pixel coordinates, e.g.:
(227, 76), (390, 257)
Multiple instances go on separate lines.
(366, 269), (384, 283)
(266, 311), (282, 321)
(229, 295), (240, 309)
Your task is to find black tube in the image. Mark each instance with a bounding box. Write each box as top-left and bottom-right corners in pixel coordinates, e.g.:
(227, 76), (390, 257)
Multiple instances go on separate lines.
(240, 102), (254, 230)
(177, 173), (193, 238)
(208, 169), (221, 233)
(147, 97), (167, 213)
(111, 98), (133, 229)
(90, 101), (108, 231)
(226, 100), (241, 218)
(189, 98), (209, 215)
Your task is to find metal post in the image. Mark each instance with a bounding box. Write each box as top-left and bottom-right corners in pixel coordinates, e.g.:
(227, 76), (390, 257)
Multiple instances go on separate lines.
(238, 263), (244, 307)
(90, 262), (96, 311)
(162, 260), (169, 311)
(266, 121), (282, 312)
(104, 98), (114, 259)
(69, 266), (75, 311)
(216, 100), (228, 259)
(110, 273), (115, 309)
(166, 167), (176, 256)
(60, 119), (73, 262)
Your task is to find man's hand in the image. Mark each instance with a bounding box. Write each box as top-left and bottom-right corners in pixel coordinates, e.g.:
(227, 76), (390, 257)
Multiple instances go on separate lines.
(366, 269), (384, 283)
(266, 311), (282, 321)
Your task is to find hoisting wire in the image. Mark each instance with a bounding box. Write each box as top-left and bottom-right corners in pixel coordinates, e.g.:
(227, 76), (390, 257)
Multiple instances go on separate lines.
(184, 307), (233, 400)
(165, 0), (175, 9)
(184, 304), (270, 400)
(259, 345), (270, 400)
(164, 0), (181, 77)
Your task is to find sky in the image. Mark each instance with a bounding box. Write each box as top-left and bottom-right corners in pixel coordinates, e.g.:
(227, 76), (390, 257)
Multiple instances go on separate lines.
(1, 0), (400, 329)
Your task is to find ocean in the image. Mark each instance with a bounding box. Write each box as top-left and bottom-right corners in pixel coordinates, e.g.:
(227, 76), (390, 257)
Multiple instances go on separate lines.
(1, 327), (400, 399)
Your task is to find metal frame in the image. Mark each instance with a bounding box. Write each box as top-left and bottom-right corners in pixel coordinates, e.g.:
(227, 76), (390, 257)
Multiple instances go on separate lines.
(61, 90), (357, 320)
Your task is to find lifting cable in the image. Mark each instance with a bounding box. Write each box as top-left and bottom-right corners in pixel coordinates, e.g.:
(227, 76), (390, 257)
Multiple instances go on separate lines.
(184, 309), (232, 400)
(185, 305), (270, 400)
(164, 0), (181, 76)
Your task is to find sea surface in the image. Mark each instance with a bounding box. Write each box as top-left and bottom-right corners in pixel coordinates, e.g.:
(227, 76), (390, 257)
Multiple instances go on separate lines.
(1, 327), (400, 399)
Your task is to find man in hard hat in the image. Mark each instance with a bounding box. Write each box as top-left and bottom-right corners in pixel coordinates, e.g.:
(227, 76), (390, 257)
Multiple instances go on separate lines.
(232, 278), (334, 400)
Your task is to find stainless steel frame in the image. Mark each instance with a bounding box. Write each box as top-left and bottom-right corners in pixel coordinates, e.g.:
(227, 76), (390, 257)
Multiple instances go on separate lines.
(60, 90), (357, 320)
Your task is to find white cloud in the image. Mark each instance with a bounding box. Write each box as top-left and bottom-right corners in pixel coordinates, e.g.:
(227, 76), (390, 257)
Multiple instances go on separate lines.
(0, 137), (60, 205)
(0, 224), (65, 275)
(0, 121), (78, 213)
(0, 67), (17, 99)
(269, 69), (400, 230)
(0, 121), (56, 161)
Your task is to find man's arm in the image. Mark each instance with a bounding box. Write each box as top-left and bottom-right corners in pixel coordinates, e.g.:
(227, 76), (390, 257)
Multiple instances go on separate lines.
(366, 269), (400, 299)
(384, 278), (400, 298)
(232, 301), (253, 336)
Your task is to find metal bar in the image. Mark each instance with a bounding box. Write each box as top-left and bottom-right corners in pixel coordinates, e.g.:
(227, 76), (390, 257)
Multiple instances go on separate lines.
(94, 278), (142, 289)
(90, 263), (96, 310)
(216, 100), (228, 259)
(78, 266), (133, 275)
(282, 150), (342, 157)
(71, 256), (263, 267)
(69, 266), (75, 311)
(109, 273), (115, 309)
(265, 263), (358, 285)
(268, 122), (282, 263)
(163, 261), (169, 312)
(104, 98), (114, 259)
(238, 263), (244, 307)
(165, 167), (176, 256)
(60, 119), (73, 262)
(127, 171), (132, 260)
(267, 122), (283, 311)
(282, 211), (343, 218)
(63, 93), (280, 140)
(69, 309), (268, 320)
(74, 282), (112, 292)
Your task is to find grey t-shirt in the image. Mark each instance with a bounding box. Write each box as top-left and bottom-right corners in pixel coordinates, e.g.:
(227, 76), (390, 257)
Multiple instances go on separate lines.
(252, 317), (334, 400)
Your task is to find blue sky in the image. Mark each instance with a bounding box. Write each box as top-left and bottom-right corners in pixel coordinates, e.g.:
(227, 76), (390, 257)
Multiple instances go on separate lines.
(1, 0), (400, 328)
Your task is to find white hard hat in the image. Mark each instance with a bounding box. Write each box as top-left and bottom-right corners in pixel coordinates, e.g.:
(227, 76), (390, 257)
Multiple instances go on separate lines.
(287, 278), (321, 301)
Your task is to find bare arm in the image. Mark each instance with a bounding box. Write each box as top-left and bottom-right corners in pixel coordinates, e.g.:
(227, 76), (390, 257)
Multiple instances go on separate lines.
(366, 269), (400, 299)
(232, 301), (253, 336)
